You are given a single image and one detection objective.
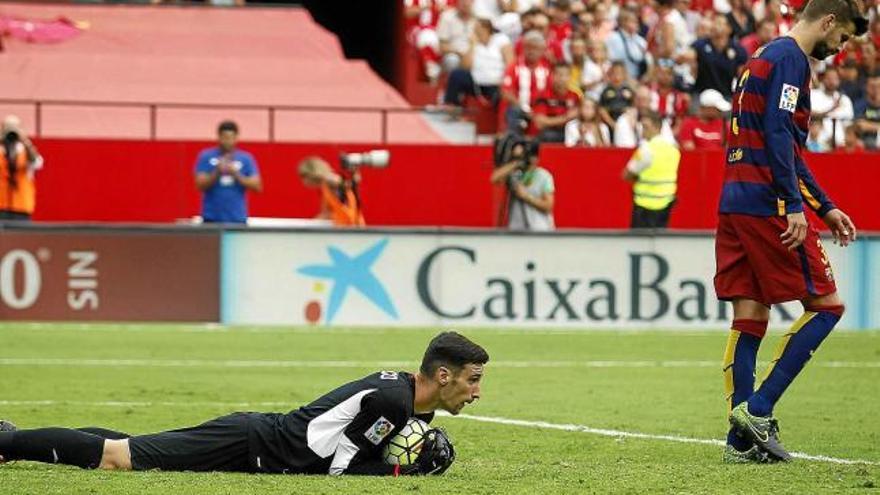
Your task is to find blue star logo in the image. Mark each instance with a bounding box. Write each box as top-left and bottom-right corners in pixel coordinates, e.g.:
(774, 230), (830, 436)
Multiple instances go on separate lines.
(296, 238), (399, 323)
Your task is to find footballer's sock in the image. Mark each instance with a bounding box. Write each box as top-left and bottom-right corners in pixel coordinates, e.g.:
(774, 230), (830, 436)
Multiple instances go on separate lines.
(749, 306), (844, 417)
(76, 427), (131, 440)
(723, 319), (766, 451)
(0, 428), (105, 469)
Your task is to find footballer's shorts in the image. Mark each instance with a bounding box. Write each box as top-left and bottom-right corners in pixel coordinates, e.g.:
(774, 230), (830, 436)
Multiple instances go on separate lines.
(129, 412), (253, 472)
(714, 213), (837, 305)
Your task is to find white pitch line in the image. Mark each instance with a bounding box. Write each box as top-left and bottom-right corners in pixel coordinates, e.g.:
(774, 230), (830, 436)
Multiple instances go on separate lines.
(0, 400), (292, 409)
(0, 358), (878, 369)
(0, 399), (874, 466)
(441, 413), (880, 466)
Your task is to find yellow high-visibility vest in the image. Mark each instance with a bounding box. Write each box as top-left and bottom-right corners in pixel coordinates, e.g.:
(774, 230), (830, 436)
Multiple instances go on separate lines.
(633, 136), (680, 211)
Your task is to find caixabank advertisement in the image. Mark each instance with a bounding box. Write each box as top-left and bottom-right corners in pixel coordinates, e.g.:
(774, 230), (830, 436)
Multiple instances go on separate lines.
(221, 230), (877, 330)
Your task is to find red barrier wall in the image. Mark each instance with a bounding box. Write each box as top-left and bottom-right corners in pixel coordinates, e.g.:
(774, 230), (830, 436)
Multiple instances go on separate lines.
(29, 139), (880, 230)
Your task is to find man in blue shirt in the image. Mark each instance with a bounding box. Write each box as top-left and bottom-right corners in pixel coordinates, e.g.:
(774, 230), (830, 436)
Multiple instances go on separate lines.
(690, 14), (748, 99)
(194, 120), (262, 224)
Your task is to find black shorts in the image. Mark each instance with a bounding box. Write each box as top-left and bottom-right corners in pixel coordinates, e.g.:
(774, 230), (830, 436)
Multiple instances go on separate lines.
(129, 412), (253, 472)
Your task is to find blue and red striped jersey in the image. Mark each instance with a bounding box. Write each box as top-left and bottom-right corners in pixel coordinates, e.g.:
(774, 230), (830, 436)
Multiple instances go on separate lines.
(720, 36), (836, 217)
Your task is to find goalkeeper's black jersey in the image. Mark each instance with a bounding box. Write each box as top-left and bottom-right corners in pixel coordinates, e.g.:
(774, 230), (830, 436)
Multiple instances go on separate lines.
(248, 371), (433, 475)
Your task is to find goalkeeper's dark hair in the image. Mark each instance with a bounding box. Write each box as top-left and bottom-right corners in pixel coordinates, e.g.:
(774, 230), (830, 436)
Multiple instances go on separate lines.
(420, 331), (489, 376)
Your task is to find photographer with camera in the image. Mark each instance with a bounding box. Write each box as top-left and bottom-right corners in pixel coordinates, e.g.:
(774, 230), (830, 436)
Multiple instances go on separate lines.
(0, 115), (44, 221)
(490, 136), (555, 231)
(297, 151), (389, 227)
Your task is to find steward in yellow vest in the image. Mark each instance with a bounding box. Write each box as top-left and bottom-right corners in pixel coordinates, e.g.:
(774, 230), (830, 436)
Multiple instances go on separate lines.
(621, 110), (681, 229)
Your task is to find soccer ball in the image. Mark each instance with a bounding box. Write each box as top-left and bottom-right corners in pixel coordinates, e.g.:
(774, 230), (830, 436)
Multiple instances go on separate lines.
(382, 417), (429, 465)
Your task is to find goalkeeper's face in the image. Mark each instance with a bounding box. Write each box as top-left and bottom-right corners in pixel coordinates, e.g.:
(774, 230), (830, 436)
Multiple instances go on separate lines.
(439, 364), (484, 415)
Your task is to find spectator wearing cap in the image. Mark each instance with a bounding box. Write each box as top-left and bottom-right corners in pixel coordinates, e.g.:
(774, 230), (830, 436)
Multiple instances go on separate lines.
(437, 0), (477, 73)
(811, 67), (854, 148)
(194, 120), (262, 224)
(678, 89), (729, 150)
(533, 64), (583, 142)
(501, 30), (553, 134)
(606, 10), (649, 81)
(854, 72), (880, 149)
(738, 18), (776, 56)
(442, 18), (513, 109)
(689, 14), (747, 100)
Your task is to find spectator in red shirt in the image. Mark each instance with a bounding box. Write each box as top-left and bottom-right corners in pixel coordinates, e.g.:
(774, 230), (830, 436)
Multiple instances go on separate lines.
(738, 18), (776, 56)
(404, 0), (453, 82)
(649, 59), (691, 134)
(502, 30), (553, 134)
(678, 89), (730, 150)
(548, 0), (573, 48)
(533, 64), (583, 142)
(514, 10), (565, 62)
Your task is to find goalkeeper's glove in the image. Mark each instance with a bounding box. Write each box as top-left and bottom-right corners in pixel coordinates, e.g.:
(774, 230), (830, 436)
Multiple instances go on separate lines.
(400, 428), (455, 476)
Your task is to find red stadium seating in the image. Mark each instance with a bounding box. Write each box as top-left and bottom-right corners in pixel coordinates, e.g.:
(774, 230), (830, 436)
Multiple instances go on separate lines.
(0, 2), (443, 143)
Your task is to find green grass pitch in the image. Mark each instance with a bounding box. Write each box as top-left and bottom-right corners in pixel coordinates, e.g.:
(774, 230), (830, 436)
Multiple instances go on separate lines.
(0, 323), (877, 494)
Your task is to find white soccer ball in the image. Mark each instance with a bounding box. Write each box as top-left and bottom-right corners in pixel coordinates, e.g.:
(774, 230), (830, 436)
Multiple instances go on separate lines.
(382, 417), (430, 465)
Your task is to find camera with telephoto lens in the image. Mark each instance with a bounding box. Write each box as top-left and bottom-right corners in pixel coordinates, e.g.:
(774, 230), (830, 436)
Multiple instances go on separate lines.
(493, 133), (538, 169)
(340, 150), (390, 170)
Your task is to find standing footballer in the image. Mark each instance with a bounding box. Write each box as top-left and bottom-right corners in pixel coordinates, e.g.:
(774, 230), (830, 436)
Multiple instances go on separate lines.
(716, 0), (866, 463)
(0, 331), (486, 476)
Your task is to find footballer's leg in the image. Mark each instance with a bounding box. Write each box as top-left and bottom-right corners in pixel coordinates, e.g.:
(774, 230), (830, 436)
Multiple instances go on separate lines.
(0, 427), (111, 469)
(77, 427), (131, 440)
(715, 215), (771, 462)
(722, 299), (770, 462)
(742, 292), (845, 457)
(727, 297), (795, 462)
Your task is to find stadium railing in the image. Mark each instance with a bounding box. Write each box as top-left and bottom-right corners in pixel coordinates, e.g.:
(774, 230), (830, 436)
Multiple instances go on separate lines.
(0, 98), (457, 144)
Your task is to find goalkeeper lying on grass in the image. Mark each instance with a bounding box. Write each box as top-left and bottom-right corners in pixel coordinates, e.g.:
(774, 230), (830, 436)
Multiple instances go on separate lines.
(0, 331), (487, 476)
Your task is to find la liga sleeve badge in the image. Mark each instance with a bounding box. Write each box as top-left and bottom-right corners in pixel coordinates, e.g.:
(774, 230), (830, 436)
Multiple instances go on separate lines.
(779, 84), (799, 113)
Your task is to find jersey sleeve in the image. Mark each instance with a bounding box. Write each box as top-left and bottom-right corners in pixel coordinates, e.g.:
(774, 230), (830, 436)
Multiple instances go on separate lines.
(763, 54), (807, 214)
(194, 150), (213, 175)
(242, 153), (259, 177)
(794, 155), (836, 217)
(327, 389), (409, 476)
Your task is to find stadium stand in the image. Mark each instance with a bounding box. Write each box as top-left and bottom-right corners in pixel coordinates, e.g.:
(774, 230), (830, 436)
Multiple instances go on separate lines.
(0, 2), (443, 143)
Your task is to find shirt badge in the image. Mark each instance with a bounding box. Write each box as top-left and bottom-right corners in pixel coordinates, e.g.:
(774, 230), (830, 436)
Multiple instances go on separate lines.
(779, 84), (799, 113)
(364, 417), (395, 445)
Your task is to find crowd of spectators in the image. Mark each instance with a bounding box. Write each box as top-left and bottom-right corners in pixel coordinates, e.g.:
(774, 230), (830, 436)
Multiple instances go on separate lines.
(407, 0), (880, 151)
